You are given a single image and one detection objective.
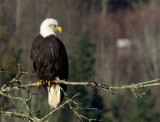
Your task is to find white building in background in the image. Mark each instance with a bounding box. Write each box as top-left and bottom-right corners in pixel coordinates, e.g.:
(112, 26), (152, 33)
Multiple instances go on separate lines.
(116, 38), (132, 50)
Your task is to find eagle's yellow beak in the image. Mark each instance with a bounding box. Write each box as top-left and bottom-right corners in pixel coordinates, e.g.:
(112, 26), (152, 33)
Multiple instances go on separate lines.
(56, 26), (62, 33)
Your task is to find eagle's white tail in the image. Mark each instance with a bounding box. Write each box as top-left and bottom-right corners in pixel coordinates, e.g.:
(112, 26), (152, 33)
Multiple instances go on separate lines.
(47, 84), (61, 109)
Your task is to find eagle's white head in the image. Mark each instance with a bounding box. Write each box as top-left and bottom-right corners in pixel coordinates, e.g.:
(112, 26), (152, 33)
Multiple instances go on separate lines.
(40, 18), (62, 38)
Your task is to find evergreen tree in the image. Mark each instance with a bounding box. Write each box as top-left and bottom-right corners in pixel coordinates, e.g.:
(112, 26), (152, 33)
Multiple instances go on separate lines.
(69, 34), (95, 81)
(59, 34), (97, 121)
(68, 33), (95, 100)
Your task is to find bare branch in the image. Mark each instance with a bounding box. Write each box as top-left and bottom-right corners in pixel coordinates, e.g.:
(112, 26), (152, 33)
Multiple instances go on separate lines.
(1, 63), (160, 121)
(0, 111), (32, 121)
(2, 77), (160, 94)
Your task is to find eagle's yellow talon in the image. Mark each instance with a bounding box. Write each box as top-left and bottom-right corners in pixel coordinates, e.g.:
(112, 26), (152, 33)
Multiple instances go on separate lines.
(48, 81), (51, 87)
(37, 80), (42, 86)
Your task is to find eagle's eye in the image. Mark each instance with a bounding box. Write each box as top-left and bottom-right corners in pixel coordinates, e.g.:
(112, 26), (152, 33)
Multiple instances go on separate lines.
(49, 24), (56, 28)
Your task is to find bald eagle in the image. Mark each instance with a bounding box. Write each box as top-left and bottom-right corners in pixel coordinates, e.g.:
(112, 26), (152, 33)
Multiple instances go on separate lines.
(30, 18), (68, 109)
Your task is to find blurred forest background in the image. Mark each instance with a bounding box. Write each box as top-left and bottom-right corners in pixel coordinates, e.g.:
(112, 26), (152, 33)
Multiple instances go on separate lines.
(1, 0), (160, 121)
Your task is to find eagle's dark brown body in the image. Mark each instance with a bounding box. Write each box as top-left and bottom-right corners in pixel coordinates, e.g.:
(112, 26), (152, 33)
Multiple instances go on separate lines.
(30, 35), (68, 102)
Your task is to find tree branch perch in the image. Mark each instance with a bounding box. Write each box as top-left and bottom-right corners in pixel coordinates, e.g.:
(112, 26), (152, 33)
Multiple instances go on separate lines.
(1, 63), (160, 121)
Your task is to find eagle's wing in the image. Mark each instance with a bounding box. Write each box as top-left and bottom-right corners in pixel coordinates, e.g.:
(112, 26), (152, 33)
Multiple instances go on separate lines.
(47, 36), (68, 101)
(30, 35), (43, 72)
(49, 37), (68, 80)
